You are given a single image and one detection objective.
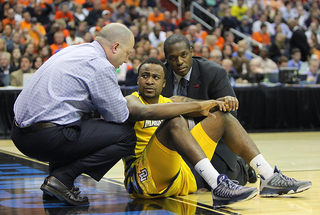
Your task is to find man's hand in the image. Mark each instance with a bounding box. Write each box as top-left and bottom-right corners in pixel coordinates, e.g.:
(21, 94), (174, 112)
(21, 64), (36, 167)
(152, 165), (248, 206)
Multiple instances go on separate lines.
(217, 96), (238, 112)
(198, 100), (228, 118)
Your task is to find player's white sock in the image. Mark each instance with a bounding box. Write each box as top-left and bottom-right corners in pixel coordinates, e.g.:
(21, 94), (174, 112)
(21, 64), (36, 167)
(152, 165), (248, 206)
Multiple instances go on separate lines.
(194, 158), (220, 189)
(250, 154), (274, 179)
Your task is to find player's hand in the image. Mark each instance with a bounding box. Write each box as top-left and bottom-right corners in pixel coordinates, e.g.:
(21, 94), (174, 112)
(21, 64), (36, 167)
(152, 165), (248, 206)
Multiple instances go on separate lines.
(217, 96), (238, 112)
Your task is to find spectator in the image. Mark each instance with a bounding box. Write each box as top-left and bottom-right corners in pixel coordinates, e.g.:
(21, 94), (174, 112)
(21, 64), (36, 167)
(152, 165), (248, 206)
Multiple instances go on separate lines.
(130, 25), (141, 44)
(23, 43), (38, 61)
(252, 14), (275, 36)
(66, 26), (84, 45)
(231, 0), (247, 21)
(2, 8), (16, 28)
(124, 57), (142, 86)
(89, 18), (104, 37)
(222, 44), (233, 60)
(55, 2), (74, 25)
(252, 23), (271, 47)
(277, 56), (289, 68)
(10, 56), (35, 86)
(0, 2), (10, 20)
(221, 7), (238, 33)
(148, 25), (166, 48)
(102, 10), (112, 25)
(28, 1), (52, 27)
(75, 21), (88, 38)
(242, 57), (265, 83)
(170, 10), (182, 28)
(235, 15), (252, 38)
(211, 27), (225, 51)
(10, 48), (22, 71)
(160, 11), (176, 32)
(257, 47), (278, 73)
(223, 31), (238, 52)
(83, 31), (93, 43)
(50, 31), (68, 55)
(7, 32), (24, 54)
(1, 24), (13, 45)
(200, 46), (211, 60)
(188, 25), (203, 45)
(306, 57), (320, 84)
(20, 28), (33, 46)
(268, 32), (289, 63)
(272, 14), (292, 40)
(111, 3), (130, 26)
(182, 11), (196, 26)
(40, 45), (52, 61)
(128, 5), (140, 24)
(13, 3), (24, 23)
(73, 3), (87, 26)
(55, 18), (70, 39)
(210, 48), (223, 64)
(305, 22), (320, 43)
(86, 0), (103, 27)
(192, 42), (202, 57)
(148, 7), (165, 26)
(287, 18), (310, 62)
(222, 58), (239, 85)
(33, 55), (43, 70)
(37, 37), (49, 54)
(136, 0), (153, 18)
(204, 35), (218, 52)
(82, 0), (94, 11)
(0, 38), (7, 54)
(0, 51), (14, 86)
(279, 1), (293, 22)
(29, 17), (46, 46)
(20, 11), (32, 32)
(12, 21), (21, 35)
(288, 48), (303, 69)
(231, 40), (252, 60)
(231, 47), (250, 75)
(148, 47), (159, 59)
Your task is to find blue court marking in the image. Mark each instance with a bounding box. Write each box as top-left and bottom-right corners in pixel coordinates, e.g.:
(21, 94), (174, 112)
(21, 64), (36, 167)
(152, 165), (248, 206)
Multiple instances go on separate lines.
(0, 151), (226, 215)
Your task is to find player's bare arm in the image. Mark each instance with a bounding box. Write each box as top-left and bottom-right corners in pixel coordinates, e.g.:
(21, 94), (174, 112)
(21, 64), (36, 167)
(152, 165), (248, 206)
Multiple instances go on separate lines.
(125, 95), (227, 122)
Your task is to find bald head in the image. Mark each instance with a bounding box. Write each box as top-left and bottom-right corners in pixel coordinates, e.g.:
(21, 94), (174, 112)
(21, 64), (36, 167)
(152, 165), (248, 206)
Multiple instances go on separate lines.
(95, 23), (134, 47)
(95, 23), (135, 69)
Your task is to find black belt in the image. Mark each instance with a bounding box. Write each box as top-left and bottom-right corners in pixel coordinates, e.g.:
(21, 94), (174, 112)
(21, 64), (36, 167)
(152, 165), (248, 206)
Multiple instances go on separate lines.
(14, 120), (58, 133)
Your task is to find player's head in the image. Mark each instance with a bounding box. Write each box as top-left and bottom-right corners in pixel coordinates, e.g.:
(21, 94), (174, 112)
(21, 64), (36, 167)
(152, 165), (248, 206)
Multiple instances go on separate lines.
(137, 58), (167, 103)
(164, 34), (193, 77)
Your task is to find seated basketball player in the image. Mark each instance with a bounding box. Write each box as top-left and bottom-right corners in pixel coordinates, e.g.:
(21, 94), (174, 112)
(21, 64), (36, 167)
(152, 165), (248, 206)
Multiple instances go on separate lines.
(123, 58), (312, 208)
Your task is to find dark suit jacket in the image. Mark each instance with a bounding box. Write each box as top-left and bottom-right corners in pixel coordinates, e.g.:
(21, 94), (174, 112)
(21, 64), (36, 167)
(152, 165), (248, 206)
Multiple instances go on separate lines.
(290, 28), (310, 62)
(162, 56), (240, 184)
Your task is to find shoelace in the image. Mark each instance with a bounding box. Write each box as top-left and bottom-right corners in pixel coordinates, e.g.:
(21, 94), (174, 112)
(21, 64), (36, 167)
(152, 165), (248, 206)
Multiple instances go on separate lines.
(225, 179), (242, 190)
(279, 171), (298, 182)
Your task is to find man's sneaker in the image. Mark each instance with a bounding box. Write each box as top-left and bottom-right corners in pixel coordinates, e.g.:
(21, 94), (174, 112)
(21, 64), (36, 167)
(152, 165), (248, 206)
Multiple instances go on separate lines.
(211, 174), (258, 208)
(260, 166), (312, 197)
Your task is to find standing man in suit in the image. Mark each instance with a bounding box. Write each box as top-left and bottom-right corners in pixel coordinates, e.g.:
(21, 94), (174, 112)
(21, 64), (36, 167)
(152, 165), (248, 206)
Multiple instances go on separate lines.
(161, 34), (255, 187)
(287, 18), (310, 62)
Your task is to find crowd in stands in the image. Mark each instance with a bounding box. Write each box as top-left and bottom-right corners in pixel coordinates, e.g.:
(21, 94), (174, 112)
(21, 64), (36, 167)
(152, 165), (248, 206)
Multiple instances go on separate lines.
(1, 0), (320, 87)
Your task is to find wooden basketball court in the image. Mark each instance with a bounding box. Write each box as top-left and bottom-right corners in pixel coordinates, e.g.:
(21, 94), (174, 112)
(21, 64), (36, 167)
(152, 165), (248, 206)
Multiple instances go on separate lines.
(0, 131), (319, 214)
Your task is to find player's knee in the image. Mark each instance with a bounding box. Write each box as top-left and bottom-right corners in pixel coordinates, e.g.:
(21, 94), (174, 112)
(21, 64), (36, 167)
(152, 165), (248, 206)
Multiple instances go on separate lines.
(166, 116), (188, 133)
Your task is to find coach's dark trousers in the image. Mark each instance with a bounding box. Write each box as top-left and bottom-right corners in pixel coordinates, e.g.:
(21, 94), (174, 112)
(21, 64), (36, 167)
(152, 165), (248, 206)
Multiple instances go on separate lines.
(11, 118), (136, 181)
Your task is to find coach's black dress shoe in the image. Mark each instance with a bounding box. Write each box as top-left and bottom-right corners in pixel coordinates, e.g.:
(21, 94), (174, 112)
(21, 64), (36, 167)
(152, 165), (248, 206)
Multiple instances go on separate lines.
(43, 185), (81, 200)
(40, 176), (89, 206)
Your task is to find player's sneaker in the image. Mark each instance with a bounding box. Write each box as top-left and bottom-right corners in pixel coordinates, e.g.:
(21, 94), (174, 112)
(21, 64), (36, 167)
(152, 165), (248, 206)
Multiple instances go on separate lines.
(260, 166), (312, 197)
(211, 174), (258, 208)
